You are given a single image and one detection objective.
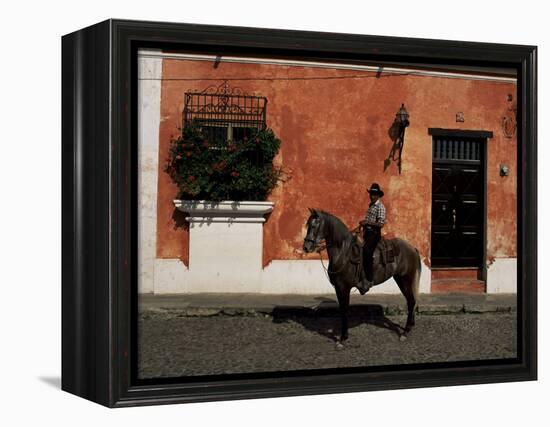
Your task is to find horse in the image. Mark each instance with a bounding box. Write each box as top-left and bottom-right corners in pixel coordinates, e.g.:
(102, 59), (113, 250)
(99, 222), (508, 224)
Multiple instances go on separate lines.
(303, 208), (421, 347)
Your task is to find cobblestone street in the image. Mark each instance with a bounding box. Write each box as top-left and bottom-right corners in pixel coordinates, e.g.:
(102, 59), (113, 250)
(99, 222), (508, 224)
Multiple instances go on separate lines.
(138, 307), (516, 379)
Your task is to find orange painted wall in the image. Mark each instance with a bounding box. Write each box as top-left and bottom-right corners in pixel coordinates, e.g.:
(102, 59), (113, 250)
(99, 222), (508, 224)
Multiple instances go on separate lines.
(155, 56), (517, 266)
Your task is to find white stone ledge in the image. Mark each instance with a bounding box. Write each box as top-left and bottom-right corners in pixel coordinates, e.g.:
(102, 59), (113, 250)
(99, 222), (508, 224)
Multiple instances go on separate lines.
(174, 200), (275, 224)
(174, 200), (274, 214)
(185, 216), (269, 224)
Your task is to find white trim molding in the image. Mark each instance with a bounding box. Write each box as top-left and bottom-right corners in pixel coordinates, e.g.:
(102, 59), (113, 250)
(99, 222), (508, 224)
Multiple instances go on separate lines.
(174, 200), (274, 223)
(138, 49), (517, 84)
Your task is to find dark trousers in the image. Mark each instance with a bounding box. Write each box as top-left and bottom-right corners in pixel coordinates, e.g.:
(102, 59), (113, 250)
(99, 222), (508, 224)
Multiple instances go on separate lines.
(363, 226), (381, 282)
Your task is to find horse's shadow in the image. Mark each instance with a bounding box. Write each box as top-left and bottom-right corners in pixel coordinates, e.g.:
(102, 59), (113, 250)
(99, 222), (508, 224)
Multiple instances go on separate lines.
(271, 298), (405, 342)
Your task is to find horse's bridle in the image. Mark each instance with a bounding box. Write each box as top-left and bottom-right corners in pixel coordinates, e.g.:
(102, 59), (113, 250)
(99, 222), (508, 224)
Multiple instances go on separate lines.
(306, 216), (364, 277)
(304, 217), (324, 252)
(304, 237), (316, 245)
(305, 218), (362, 253)
(304, 236), (323, 251)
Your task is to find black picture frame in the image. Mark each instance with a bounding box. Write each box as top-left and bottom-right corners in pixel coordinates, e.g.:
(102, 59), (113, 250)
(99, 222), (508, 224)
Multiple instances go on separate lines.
(61, 19), (537, 408)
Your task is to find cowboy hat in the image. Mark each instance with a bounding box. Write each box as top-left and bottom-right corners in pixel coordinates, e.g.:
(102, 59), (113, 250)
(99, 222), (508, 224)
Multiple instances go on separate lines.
(367, 183), (384, 197)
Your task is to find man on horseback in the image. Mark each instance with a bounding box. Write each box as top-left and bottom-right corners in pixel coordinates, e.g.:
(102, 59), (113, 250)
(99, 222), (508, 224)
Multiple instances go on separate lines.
(357, 183), (386, 294)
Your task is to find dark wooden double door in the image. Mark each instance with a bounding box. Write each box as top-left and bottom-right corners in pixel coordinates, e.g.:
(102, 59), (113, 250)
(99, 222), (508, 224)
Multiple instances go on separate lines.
(431, 136), (485, 268)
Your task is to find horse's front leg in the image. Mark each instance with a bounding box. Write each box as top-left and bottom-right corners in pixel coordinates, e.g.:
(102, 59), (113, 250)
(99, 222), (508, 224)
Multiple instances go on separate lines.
(335, 285), (350, 347)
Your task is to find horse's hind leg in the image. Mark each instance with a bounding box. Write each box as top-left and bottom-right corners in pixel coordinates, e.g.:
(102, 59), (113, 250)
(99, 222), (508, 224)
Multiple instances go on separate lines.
(394, 274), (419, 334)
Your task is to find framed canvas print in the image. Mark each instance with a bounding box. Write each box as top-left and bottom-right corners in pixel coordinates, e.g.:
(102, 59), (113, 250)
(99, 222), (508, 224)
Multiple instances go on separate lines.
(61, 19), (537, 407)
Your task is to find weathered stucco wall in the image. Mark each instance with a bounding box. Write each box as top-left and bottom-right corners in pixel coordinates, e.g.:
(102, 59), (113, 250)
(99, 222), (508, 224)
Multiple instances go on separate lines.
(155, 57), (517, 268)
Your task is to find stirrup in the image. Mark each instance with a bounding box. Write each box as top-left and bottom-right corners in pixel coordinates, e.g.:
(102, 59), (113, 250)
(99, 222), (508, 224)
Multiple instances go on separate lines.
(357, 278), (373, 295)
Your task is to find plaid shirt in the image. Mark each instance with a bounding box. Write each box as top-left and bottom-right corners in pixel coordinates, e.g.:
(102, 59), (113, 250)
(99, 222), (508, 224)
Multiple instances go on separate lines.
(365, 199), (386, 227)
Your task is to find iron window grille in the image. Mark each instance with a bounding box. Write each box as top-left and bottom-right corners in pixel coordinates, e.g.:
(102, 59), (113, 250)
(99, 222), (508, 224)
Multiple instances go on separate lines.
(183, 81), (267, 148)
(433, 137), (482, 163)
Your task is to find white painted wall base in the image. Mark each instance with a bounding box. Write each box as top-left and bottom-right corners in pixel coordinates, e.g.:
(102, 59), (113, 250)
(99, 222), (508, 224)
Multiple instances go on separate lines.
(188, 220), (264, 292)
(151, 257), (432, 295)
(166, 200), (275, 293)
(486, 258), (517, 293)
(419, 261), (431, 294)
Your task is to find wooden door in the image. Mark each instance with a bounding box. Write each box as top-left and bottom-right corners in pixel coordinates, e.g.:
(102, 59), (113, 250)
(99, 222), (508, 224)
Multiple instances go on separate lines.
(431, 136), (485, 267)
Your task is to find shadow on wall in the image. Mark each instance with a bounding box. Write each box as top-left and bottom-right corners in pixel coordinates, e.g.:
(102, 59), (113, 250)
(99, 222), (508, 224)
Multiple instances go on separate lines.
(171, 208), (189, 231)
(384, 118), (403, 172)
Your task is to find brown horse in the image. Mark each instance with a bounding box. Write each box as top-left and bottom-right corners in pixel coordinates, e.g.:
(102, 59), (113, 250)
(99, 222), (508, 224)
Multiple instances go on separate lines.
(303, 209), (421, 347)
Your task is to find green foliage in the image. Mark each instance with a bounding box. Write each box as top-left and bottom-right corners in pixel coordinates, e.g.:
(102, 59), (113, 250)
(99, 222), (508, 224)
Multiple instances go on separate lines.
(165, 121), (282, 201)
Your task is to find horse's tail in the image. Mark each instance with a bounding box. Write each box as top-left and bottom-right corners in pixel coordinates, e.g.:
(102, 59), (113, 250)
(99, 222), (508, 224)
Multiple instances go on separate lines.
(413, 248), (421, 299)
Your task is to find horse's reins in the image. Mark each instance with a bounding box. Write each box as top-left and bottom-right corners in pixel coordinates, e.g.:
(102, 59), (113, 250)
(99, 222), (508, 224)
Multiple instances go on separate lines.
(316, 225), (362, 276)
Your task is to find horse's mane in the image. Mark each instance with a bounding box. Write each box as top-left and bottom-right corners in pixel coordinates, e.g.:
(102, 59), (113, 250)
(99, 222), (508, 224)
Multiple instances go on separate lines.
(316, 210), (353, 248)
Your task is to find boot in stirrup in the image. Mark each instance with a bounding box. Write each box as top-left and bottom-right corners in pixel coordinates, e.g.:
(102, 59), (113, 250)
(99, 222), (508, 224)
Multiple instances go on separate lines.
(357, 270), (373, 295)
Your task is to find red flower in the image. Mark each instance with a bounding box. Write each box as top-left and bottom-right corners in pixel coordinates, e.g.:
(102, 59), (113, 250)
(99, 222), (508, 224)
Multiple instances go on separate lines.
(231, 171), (240, 178)
(203, 141), (210, 148)
(186, 151), (193, 157)
(255, 137), (261, 144)
(188, 175), (195, 182)
(228, 144), (236, 152)
(213, 161), (226, 171)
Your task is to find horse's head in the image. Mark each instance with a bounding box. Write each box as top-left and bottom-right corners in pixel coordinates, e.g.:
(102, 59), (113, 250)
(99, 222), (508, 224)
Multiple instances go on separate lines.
(303, 208), (325, 253)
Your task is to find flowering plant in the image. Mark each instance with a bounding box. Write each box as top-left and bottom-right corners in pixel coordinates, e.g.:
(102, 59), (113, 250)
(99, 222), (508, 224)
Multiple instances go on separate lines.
(165, 121), (282, 201)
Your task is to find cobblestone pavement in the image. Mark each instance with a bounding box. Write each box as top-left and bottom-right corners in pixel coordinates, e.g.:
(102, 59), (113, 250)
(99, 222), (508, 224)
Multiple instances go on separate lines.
(138, 309), (517, 379)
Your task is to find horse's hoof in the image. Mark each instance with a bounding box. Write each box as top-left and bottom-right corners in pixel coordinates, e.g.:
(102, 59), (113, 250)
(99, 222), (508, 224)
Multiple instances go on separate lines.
(335, 341), (345, 350)
(399, 334), (407, 342)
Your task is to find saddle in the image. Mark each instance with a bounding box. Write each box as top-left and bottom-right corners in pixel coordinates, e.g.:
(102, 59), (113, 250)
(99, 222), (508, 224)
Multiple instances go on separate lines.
(378, 239), (400, 265)
(349, 236), (399, 266)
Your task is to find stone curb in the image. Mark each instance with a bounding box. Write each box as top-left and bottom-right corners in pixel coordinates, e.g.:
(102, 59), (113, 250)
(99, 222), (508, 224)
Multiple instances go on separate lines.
(140, 301), (516, 318)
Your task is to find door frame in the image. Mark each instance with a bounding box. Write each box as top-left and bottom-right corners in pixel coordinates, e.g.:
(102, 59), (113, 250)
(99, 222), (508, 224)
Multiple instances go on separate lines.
(428, 128), (492, 279)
